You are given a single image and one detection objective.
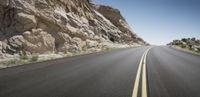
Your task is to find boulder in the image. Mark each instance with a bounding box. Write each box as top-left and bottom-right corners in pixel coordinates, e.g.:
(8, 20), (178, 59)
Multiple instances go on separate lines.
(22, 29), (55, 54)
(15, 13), (37, 32)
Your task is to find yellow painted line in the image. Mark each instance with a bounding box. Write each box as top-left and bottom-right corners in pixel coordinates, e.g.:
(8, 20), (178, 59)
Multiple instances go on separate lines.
(142, 48), (151, 97)
(132, 47), (152, 97)
(132, 49), (148, 97)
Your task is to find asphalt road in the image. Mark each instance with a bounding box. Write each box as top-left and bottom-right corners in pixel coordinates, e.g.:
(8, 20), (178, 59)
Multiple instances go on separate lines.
(148, 46), (200, 97)
(0, 46), (200, 97)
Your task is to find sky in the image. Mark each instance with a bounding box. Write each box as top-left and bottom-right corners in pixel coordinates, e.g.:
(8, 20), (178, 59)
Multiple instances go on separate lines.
(94, 0), (200, 45)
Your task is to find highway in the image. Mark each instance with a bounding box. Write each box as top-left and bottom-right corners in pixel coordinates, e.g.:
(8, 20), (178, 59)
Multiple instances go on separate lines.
(0, 46), (200, 97)
(148, 46), (200, 97)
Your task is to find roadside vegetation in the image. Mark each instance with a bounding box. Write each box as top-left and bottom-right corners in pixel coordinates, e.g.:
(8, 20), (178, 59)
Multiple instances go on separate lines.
(168, 38), (200, 55)
(0, 47), (126, 69)
(178, 44), (200, 53)
(174, 44), (200, 54)
(31, 55), (39, 62)
(104, 47), (120, 51)
(170, 45), (200, 55)
(0, 55), (39, 69)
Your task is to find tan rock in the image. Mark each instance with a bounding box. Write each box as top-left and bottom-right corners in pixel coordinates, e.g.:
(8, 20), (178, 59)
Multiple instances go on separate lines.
(0, 41), (2, 57)
(15, 13), (37, 32)
(86, 39), (98, 48)
(0, 41), (2, 50)
(95, 5), (145, 44)
(0, 0), (146, 58)
(22, 29), (55, 54)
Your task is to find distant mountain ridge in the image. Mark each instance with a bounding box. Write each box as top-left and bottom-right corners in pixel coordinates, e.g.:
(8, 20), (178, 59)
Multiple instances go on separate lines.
(0, 0), (146, 58)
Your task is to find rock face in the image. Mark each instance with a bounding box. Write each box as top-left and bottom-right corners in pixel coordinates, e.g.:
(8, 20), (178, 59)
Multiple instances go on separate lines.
(0, 0), (146, 57)
(168, 38), (200, 52)
(94, 5), (145, 45)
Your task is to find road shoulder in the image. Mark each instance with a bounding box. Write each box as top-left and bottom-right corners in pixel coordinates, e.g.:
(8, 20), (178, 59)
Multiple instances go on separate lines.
(168, 45), (200, 56)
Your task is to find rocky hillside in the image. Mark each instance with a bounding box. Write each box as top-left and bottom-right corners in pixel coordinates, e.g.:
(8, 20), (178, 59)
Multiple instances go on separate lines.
(168, 38), (200, 52)
(0, 0), (146, 58)
(94, 5), (145, 44)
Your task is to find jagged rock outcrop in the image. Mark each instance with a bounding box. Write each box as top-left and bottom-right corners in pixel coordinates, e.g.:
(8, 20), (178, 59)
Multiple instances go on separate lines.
(0, 0), (146, 58)
(94, 5), (145, 45)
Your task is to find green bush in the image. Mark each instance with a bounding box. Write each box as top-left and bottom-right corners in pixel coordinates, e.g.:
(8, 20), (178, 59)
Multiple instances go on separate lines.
(1, 59), (24, 65)
(31, 55), (39, 62)
(180, 44), (186, 48)
(7, 59), (18, 65)
(189, 47), (193, 50)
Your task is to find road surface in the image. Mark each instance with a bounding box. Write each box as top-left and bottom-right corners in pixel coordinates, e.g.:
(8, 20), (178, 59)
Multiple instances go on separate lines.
(0, 46), (200, 97)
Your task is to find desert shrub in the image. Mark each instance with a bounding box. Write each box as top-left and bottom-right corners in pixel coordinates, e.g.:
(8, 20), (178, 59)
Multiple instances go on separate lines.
(189, 47), (193, 50)
(31, 55), (39, 62)
(6, 59), (18, 65)
(180, 44), (186, 48)
(181, 38), (187, 42)
(1, 59), (25, 65)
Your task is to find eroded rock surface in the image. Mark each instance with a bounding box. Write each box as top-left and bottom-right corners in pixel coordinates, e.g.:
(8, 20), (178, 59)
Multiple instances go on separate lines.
(0, 0), (146, 57)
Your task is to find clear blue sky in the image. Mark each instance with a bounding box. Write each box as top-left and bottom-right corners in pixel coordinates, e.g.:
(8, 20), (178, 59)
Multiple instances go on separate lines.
(94, 0), (200, 45)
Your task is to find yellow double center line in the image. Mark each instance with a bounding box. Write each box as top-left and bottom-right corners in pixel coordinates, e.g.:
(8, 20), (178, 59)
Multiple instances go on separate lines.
(132, 47), (152, 97)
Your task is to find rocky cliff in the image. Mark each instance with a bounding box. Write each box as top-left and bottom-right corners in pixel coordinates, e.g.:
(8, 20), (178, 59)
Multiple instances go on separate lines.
(94, 5), (145, 45)
(0, 0), (146, 58)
